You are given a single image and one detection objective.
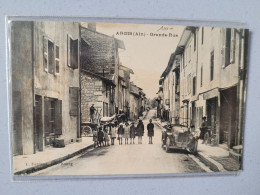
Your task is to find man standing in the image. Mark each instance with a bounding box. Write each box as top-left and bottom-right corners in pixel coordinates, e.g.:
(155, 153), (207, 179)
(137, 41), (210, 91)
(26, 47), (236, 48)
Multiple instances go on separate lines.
(90, 104), (96, 123)
(200, 116), (207, 143)
(147, 119), (154, 144)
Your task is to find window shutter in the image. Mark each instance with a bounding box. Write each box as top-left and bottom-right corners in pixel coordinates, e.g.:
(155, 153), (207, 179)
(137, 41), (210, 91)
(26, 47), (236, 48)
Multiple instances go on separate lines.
(54, 100), (62, 135)
(71, 39), (79, 69)
(67, 35), (71, 67)
(55, 45), (60, 74)
(48, 41), (55, 74)
(43, 36), (48, 72)
(70, 87), (79, 116)
(230, 29), (236, 64)
(44, 98), (51, 136)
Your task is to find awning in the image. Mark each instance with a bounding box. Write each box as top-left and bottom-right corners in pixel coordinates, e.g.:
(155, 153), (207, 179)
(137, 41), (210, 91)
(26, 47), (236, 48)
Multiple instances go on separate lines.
(202, 88), (219, 100)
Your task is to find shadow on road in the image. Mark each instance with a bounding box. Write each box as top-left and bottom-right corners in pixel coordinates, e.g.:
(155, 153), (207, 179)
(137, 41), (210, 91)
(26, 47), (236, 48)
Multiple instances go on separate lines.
(162, 147), (190, 154)
(79, 147), (109, 158)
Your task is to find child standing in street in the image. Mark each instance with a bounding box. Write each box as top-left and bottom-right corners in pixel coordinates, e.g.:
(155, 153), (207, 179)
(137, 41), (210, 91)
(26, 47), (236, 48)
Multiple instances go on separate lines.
(97, 126), (104, 147)
(117, 123), (124, 145)
(130, 122), (136, 144)
(110, 122), (116, 145)
(104, 124), (110, 146)
(124, 122), (130, 144)
(147, 119), (154, 144)
(93, 129), (98, 148)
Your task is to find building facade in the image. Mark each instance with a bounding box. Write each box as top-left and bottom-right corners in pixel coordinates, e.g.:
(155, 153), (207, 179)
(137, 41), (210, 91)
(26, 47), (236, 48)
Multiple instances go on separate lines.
(158, 26), (248, 151)
(80, 24), (125, 121)
(12, 21), (80, 155)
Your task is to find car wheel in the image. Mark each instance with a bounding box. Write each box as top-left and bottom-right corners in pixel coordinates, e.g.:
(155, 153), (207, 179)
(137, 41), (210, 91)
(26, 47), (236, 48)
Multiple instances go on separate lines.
(161, 140), (164, 148)
(190, 140), (198, 154)
(166, 138), (170, 153)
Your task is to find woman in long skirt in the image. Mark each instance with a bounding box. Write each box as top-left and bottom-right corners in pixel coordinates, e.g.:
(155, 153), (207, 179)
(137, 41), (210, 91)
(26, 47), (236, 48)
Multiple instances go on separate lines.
(130, 122), (136, 144)
(124, 122), (130, 144)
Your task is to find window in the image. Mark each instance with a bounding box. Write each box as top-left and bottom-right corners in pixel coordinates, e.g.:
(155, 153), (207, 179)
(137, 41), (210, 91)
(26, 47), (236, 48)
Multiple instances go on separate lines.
(48, 41), (55, 74)
(200, 66), (203, 87)
(103, 102), (108, 117)
(201, 27), (204, 45)
(43, 37), (59, 75)
(69, 87), (79, 116)
(193, 76), (196, 96)
(210, 51), (214, 81)
(105, 84), (108, 97)
(67, 35), (79, 69)
(43, 38), (48, 72)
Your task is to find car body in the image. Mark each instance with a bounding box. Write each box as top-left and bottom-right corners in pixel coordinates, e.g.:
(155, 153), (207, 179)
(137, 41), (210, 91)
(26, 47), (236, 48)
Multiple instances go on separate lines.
(162, 124), (199, 154)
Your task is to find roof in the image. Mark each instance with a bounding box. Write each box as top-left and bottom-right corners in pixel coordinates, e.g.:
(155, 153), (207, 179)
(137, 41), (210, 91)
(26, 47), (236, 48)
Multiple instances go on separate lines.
(160, 53), (176, 79)
(81, 25), (125, 50)
(81, 68), (116, 86)
(119, 65), (134, 74)
(176, 26), (197, 52)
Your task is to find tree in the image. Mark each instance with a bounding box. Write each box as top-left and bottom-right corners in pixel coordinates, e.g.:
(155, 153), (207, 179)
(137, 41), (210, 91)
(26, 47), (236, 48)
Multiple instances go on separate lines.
(150, 97), (158, 109)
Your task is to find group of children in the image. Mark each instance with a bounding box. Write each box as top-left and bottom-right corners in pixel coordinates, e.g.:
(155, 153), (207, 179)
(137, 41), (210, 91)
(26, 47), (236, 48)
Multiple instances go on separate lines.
(92, 119), (155, 147)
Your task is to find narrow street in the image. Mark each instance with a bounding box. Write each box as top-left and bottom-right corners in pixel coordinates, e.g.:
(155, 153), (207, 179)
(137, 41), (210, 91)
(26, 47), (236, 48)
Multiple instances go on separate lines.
(34, 109), (205, 176)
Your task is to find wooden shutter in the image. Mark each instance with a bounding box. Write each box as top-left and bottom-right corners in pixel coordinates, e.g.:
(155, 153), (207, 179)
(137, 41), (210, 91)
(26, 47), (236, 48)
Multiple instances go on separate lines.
(55, 45), (60, 74)
(44, 98), (51, 136)
(48, 40), (55, 74)
(230, 29), (236, 64)
(54, 100), (62, 135)
(70, 87), (79, 116)
(43, 36), (48, 72)
(67, 35), (71, 67)
(71, 39), (79, 69)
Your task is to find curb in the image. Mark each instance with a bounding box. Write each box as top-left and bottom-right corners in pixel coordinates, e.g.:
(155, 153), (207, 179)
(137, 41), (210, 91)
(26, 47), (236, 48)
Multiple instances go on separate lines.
(14, 144), (94, 175)
(196, 152), (227, 172)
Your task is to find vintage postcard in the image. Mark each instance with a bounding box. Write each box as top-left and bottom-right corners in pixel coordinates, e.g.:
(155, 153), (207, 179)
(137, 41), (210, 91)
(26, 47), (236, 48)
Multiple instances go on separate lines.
(9, 20), (249, 177)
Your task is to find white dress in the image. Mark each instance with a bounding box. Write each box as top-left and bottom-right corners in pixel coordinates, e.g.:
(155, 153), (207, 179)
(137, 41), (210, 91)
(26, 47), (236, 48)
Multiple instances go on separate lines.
(124, 126), (130, 139)
(111, 127), (116, 138)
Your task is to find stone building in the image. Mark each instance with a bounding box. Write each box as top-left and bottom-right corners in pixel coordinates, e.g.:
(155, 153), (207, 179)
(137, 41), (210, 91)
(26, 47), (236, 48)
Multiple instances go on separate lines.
(80, 24), (125, 122)
(80, 70), (115, 123)
(11, 21), (80, 155)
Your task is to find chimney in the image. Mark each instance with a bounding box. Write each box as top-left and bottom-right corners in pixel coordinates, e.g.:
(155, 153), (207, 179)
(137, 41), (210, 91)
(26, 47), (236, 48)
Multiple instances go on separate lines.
(88, 23), (96, 31)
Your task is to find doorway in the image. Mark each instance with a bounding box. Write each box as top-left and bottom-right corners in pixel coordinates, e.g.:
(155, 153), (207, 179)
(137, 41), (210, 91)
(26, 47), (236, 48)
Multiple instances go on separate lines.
(206, 97), (217, 135)
(34, 95), (43, 152)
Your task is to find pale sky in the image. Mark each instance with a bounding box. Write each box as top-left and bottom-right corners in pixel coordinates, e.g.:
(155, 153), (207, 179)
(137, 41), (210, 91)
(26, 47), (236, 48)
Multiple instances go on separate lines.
(86, 22), (185, 99)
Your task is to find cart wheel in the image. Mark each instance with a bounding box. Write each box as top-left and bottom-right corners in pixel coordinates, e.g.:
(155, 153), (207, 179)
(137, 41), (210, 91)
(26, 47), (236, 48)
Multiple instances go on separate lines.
(82, 126), (92, 137)
(81, 126), (87, 137)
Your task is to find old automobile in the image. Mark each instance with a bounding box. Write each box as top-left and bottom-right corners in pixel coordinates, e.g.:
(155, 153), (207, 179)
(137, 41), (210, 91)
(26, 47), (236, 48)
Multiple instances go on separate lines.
(162, 124), (199, 154)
